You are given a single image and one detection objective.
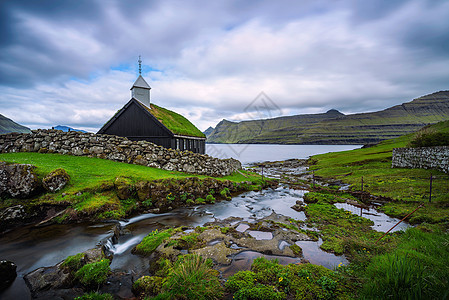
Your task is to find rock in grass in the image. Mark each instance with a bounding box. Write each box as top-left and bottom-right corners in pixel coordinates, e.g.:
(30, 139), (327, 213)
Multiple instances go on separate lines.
(43, 168), (70, 192)
(0, 260), (17, 291)
(0, 162), (41, 198)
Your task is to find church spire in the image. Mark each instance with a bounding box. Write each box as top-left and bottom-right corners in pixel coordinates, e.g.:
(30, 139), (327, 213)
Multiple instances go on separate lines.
(131, 56), (151, 106)
(138, 55), (142, 75)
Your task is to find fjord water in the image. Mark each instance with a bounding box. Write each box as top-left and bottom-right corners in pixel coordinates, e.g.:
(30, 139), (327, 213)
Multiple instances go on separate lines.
(206, 143), (362, 164)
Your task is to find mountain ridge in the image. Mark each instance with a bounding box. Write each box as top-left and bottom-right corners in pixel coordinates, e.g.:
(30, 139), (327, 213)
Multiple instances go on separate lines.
(54, 125), (87, 133)
(206, 91), (449, 145)
(0, 114), (31, 134)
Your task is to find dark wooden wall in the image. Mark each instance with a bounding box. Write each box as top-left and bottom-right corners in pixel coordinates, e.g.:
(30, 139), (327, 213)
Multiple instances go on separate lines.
(100, 101), (205, 154)
(103, 102), (170, 137)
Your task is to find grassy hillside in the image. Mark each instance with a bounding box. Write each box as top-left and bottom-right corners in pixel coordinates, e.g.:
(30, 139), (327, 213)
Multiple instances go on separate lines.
(208, 109), (344, 143)
(207, 91), (449, 144)
(0, 152), (262, 221)
(309, 120), (449, 224)
(0, 113), (31, 134)
(304, 121), (449, 298)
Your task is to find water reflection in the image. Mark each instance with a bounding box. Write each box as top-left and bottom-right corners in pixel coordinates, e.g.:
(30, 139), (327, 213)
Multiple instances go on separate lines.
(295, 238), (349, 269)
(334, 202), (411, 232)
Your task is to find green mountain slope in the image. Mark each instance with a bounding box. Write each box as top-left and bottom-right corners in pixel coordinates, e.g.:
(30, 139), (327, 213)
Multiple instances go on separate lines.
(0, 114), (31, 134)
(203, 126), (215, 137)
(207, 91), (449, 144)
(208, 109), (344, 143)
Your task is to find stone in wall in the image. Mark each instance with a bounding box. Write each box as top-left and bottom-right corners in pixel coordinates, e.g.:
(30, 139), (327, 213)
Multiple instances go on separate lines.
(0, 130), (242, 177)
(392, 146), (449, 173)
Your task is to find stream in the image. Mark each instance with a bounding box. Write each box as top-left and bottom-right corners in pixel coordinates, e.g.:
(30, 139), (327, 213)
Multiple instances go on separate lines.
(0, 183), (411, 299)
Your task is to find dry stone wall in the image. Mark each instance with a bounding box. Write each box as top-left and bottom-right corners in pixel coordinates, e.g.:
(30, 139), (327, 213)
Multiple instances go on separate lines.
(0, 130), (241, 177)
(392, 146), (449, 173)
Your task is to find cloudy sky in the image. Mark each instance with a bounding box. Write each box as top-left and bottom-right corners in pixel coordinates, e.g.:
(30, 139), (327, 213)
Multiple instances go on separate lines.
(1, 0), (448, 132)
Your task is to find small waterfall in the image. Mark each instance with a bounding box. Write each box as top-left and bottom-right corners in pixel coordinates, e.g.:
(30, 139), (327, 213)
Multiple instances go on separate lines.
(118, 212), (173, 227)
(107, 236), (145, 255)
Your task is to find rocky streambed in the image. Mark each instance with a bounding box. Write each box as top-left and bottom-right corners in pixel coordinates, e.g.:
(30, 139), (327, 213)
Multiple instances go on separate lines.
(0, 160), (411, 299)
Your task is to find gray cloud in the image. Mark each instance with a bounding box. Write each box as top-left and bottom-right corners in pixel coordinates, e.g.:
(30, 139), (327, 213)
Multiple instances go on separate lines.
(0, 0), (448, 132)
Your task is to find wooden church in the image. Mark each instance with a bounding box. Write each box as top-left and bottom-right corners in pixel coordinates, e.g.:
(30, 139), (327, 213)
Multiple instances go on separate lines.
(98, 64), (206, 154)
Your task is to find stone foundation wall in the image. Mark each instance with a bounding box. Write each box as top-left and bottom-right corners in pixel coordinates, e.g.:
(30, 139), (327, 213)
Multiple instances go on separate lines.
(392, 146), (449, 173)
(0, 130), (241, 177)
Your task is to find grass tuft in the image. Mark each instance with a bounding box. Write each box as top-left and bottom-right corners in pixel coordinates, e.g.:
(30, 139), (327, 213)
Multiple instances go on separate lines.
(160, 254), (223, 300)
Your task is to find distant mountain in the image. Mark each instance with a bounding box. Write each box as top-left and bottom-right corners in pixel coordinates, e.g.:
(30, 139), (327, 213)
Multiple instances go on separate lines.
(203, 126), (215, 137)
(54, 125), (87, 133)
(206, 91), (449, 145)
(0, 114), (31, 134)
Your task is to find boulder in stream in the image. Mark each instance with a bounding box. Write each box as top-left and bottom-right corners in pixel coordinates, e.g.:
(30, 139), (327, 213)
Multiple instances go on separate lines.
(24, 261), (71, 293)
(0, 260), (17, 291)
(24, 247), (107, 297)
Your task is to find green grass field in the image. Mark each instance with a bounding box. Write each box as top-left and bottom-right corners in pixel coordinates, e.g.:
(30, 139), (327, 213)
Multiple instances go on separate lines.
(0, 152), (263, 220)
(306, 121), (449, 298)
(308, 122), (449, 224)
(0, 152), (255, 192)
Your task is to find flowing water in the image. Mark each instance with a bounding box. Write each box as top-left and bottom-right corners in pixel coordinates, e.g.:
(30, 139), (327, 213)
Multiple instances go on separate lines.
(0, 186), (323, 298)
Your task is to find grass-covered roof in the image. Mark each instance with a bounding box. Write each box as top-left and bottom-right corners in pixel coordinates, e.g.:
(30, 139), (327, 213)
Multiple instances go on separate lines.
(147, 103), (205, 138)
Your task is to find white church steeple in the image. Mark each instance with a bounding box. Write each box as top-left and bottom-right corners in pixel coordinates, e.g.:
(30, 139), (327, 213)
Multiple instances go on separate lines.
(131, 56), (151, 107)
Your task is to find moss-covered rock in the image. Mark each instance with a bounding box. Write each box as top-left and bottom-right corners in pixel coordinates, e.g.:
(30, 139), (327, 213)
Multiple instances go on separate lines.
(75, 259), (111, 288)
(43, 168), (70, 192)
(114, 176), (135, 200)
(132, 275), (163, 298)
(24, 247), (107, 295)
(290, 244), (303, 256)
(133, 228), (174, 256)
(61, 253), (86, 276)
(135, 180), (150, 201)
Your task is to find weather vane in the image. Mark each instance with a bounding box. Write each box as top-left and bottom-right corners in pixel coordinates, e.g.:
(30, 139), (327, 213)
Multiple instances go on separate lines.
(138, 55), (142, 75)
